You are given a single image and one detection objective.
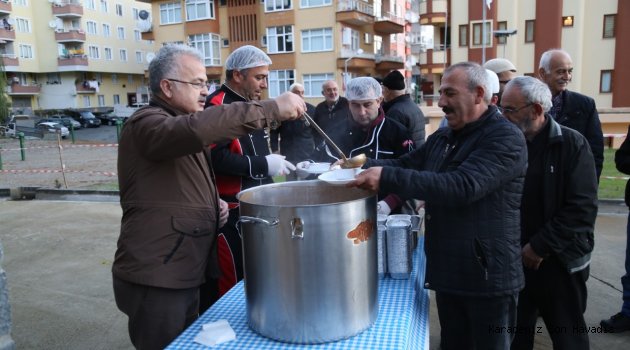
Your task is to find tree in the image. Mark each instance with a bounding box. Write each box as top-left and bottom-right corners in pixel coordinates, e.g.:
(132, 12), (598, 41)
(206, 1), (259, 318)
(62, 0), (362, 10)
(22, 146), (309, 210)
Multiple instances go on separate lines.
(0, 57), (10, 124)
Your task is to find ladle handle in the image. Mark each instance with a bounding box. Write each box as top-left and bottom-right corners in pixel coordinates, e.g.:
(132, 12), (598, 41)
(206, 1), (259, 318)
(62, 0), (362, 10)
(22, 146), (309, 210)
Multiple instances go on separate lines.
(302, 112), (348, 161)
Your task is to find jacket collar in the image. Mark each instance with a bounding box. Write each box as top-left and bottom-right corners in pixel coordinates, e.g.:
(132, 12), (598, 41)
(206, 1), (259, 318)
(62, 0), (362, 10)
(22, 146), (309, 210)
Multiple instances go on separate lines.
(546, 114), (564, 144)
(149, 95), (186, 116)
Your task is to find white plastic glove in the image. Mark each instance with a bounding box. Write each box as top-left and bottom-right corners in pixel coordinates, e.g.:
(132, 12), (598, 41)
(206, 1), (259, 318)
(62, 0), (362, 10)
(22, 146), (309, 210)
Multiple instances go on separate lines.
(295, 161), (313, 180)
(265, 154), (296, 176)
(377, 200), (392, 215)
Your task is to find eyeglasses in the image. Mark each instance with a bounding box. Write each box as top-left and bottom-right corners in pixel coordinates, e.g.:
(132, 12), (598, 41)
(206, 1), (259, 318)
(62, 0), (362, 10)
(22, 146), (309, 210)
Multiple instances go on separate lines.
(166, 78), (208, 90)
(498, 103), (533, 115)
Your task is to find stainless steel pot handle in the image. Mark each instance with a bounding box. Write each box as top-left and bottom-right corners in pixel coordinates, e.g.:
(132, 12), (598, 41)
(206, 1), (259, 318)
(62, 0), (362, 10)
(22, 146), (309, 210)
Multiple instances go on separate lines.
(239, 216), (279, 226)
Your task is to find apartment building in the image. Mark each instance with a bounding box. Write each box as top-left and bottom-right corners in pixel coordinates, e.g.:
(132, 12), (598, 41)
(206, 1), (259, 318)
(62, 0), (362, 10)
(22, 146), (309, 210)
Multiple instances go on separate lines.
(417, 0), (630, 110)
(1, 0), (152, 116)
(136, 0), (416, 105)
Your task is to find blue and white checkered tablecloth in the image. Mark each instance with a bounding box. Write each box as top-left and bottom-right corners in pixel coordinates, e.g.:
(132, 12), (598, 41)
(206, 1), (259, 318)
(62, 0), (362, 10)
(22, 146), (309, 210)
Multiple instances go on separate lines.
(167, 237), (429, 350)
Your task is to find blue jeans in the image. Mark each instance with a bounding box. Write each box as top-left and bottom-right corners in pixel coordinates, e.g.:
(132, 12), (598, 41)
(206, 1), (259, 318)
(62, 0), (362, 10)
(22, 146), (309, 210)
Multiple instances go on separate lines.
(622, 213), (630, 317)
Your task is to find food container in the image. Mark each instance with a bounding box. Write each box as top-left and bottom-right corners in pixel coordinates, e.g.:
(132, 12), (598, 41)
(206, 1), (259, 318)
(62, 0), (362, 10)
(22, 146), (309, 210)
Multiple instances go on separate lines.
(377, 224), (387, 278)
(386, 216), (412, 279)
(237, 181), (378, 344)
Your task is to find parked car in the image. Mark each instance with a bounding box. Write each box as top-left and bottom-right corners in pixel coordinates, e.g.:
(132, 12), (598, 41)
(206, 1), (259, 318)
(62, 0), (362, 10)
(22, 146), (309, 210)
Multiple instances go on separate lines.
(36, 122), (69, 139)
(96, 111), (125, 126)
(46, 115), (82, 130)
(65, 110), (101, 128)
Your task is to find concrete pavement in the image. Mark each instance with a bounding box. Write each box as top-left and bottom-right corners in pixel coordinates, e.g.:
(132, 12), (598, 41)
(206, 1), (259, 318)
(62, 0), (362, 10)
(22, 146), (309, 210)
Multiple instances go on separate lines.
(0, 196), (629, 349)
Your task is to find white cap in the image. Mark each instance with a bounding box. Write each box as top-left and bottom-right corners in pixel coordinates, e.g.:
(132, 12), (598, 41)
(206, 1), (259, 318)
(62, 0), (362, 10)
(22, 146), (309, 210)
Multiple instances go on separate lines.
(225, 45), (272, 70)
(483, 58), (517, 74)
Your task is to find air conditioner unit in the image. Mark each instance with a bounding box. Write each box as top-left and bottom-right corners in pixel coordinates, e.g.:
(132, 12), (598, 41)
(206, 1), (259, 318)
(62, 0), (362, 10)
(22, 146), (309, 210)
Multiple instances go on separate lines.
(261, 35), (267, 47)
(222, 38), (229, 47)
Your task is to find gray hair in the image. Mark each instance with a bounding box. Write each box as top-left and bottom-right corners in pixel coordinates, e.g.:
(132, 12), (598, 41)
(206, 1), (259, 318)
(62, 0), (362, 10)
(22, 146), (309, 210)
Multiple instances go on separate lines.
(346, 77), (382, 101)
(444, 62), (491, 103)
(506, 76), (553, 113)
(289, 82), (304, 92)
(148, 44), (204, 95)
(539, 49), (571, 73)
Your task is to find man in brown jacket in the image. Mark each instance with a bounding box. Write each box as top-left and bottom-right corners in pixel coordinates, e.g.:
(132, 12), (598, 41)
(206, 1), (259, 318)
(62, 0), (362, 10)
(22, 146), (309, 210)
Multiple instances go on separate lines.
(112, 44), (305, 350)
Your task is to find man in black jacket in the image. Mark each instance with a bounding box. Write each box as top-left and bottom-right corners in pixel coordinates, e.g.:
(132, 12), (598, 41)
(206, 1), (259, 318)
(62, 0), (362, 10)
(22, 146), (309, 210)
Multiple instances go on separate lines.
(381, 70), (426, 146)
(501, 76), (597, 350)
(351, 62), (527, 350)
(312, 80), (352, 153)
(539, 49), (604, 180)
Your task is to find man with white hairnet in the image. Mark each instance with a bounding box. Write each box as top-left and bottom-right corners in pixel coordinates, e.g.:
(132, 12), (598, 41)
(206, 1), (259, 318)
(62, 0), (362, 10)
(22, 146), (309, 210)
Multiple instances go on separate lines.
(298, 77), (413, 214)
(201, 45), (295, 312)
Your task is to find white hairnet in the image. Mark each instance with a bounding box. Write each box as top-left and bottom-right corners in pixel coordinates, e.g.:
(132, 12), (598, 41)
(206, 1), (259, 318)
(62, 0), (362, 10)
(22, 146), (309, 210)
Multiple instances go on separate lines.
(485, 69), (500, 94)
(225, 45), (272, 70)
(346, 77), (382, 101)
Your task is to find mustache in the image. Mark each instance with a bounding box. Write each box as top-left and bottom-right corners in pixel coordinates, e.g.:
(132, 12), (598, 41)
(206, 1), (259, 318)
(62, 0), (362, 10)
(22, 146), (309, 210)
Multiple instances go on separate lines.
(442, 107), (454, 114)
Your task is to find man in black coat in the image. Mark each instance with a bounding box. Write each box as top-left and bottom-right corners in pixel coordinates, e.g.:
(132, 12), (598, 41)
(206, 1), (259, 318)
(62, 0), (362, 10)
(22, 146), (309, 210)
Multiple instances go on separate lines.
(502, 76), (597, 350)
(539, 49), (604, 180)
(312, 80), (352, 153)
(381, 70), (426, 146)
(350, 62), (527, 350)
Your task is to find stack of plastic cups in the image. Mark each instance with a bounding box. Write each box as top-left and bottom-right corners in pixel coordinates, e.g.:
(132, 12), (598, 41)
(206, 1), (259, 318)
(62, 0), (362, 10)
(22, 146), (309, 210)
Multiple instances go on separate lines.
(377, 214), (388, 279)
(386, 216), (412, 279)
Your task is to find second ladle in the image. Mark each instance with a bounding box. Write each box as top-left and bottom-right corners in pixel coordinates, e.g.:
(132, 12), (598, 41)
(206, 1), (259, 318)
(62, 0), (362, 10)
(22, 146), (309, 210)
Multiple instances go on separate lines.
(301, 113), (366, 169)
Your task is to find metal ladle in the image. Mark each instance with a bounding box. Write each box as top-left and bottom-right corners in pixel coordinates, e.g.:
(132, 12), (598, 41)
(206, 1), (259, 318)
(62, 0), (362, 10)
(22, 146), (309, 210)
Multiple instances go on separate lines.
(301, 113), (367, 169)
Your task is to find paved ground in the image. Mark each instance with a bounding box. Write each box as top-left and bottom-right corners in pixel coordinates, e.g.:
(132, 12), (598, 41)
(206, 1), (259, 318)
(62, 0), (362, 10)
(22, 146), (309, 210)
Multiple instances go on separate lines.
(0, 197), (629, 349)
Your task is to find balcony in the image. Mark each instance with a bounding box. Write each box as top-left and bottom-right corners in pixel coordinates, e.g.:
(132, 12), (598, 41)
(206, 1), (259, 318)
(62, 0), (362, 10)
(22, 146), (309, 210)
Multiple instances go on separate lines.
(7, 83), (41, 96)
(1, 54), (18, 68)
(0, 0), (11, 14)
(336, 50), (376, 71)
(75, 81), (99, 94)
(374, 12), (405, 34)
(337, 0), (374, 27)
(58, 54), (88, 70)
(419, 0), (448, 25)
(52, 1), (84, 18)
(54, 29), (86, 43)
(375, 54), (404, 71)
(0, 27), (14, 41)
(419, 46), (450, 74)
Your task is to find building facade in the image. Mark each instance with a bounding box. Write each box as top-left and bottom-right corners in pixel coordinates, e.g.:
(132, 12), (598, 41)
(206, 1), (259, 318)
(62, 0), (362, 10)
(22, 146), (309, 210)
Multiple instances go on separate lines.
(137, 0), (416, 105)
(1, 0), (152, 116)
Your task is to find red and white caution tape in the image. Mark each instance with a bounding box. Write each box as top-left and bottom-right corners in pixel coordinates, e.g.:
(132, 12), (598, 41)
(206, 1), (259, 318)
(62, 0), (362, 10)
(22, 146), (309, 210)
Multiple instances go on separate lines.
(0, 143), (118, 152)
(0, 169), (117, 176)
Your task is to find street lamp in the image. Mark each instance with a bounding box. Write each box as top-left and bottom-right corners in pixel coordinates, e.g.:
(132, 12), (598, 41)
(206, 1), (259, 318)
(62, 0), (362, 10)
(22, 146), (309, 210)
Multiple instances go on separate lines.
(344, 48), (364, 88)
(493, 29), (517, 58)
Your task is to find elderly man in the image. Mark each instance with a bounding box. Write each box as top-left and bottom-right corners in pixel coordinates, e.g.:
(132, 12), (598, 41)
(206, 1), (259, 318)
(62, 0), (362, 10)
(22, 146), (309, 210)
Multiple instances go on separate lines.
(538, 49), (604, 180)
(484, 58), (518, 105)
(381, 70), (426, 146)
(113, 44), (304, 349)
(201, 45), (295, 311)
(270, 83), (316, 181)
(350, 62), (527, 350)
(501, 76), (597, 350)
(312, 80), (352, 153)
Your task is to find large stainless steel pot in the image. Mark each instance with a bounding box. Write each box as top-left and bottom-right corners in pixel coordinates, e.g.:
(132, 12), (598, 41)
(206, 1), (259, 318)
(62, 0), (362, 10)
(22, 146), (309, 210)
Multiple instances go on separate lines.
(236, 181), (378, 344)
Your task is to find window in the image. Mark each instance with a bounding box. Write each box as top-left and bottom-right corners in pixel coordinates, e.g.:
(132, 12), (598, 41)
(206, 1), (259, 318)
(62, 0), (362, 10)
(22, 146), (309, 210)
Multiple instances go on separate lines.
(102, 24), (111, 37)
(303, 73), (333, 97)
(83, 96), (91, 108)
(342, 27), (360, 51)
(100, 0), (108, 13)
(603, 14), (616, 38)
(525, 20), (535, 43)
(116, 3), (123, 16)
(88, 45), (100, 59)
(189, 33), (221, 66)
(133, 8), (139, 20)
(302, 28), (333, 52)
(268, 70), (295, 98)
(267, 26), (293, 53)
(300, 0), (331, 8)
(364, 33), (372, 44)
(600, 70), (613, 93)
(135, 51), (143, 63)
(128, 75), (134, 84)
(497, 21), (507, 44)
(186, 0), (214, 20)
(113, 94), (120, 105)
(15, 18), (31, 33)
(119, 49), (127, 61)
(471, 21), (491, 46)
(86, 21), (98, 35)
(98, 95), (106, 107)
(117, 26), (125, 40)
(459, 24), (468, 47)
(134, 29), (141, 41)
(47, 73), (61, 84)
(85, 0), (95, 9)
(19, 44), (33, 59)
(14, 0), (27, 5)
(265, 0), (291, 12)
(104, 47), (113, 60)
(112, 74), (118, 84)
(160, 2), (182, 24)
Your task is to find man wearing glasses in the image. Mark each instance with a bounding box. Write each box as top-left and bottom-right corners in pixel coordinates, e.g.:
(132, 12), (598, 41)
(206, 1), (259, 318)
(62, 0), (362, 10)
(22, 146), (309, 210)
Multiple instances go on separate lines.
(201, 45), (295, 313)
(501, 76), (597, 350)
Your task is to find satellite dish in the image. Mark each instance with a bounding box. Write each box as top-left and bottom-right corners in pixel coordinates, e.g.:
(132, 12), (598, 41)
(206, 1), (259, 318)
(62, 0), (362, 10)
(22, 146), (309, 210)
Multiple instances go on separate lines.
(138, 10), (150, 20)
(146, 52), (155, 64)
(48, 20), (57, 29)
(137, 19), (152, 33)
(7, 18), (15, 25)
